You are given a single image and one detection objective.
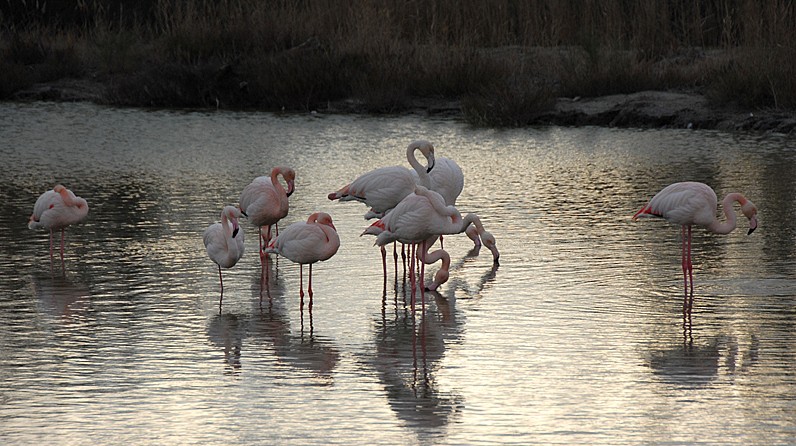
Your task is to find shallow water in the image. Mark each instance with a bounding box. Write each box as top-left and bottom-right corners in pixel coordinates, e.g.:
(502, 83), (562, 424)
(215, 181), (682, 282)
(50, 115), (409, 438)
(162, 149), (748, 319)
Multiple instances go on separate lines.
(1, 102), (795, 445)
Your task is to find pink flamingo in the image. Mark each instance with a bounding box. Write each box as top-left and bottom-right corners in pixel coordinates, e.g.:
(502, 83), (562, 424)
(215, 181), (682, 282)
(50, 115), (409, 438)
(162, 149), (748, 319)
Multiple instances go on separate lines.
(28, 184), (89, 264)
(633, 181), (758, 313)
(363, 186), (499, 301)
(328, 140), (435, 278)
(328, 140), (434, 218)
(239, 167), (296, 259)
(408, 140), (481, 248)
(265, 212), (340, 310)
(204, 206), (245, 310)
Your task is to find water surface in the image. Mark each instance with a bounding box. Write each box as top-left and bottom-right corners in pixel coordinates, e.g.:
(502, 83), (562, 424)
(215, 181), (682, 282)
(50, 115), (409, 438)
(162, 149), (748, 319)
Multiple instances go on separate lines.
(1, 102), (795, 445)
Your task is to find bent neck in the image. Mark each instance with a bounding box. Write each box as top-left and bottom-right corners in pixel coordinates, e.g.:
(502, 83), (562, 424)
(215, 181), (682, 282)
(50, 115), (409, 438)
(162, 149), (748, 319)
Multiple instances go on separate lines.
(708, 193), (746, 234)
(407, 146), (431, 187)
(271, 168), (286, 194)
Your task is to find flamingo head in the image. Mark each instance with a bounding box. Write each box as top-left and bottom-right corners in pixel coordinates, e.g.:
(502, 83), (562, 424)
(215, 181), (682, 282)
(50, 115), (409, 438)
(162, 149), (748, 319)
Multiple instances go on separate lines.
(282, 167), (297, 197)
(741, 199), (758, 235)
(312, 212), (336, 231)
(223, 206), (243, 237)
(480, 231), (500, 265)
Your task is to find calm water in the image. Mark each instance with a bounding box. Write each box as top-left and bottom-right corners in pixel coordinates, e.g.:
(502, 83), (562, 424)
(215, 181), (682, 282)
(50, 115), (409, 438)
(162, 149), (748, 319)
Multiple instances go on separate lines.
(1, 102), (795, 445)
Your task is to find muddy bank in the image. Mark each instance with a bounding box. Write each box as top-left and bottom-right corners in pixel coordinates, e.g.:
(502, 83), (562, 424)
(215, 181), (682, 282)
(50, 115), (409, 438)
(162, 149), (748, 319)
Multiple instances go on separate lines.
(11, 78), (796, 135)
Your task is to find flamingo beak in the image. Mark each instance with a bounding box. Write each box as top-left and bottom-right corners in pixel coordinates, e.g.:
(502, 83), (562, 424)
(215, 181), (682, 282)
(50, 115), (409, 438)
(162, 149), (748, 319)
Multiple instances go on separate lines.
(286, 180), (295, 197)
(747, 215), (758, 235)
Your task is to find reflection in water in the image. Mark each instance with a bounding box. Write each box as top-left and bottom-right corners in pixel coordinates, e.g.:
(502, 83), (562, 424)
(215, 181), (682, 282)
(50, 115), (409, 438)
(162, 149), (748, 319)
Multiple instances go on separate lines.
(250, 271), (340, 381)
(206, 313), (244, 373)
(2, 103), (796, 444)
(30, 272), (90, 321)
(371, 288), (463, 440)
(203, 268), (341, 380)
(647, 335), (759, 388)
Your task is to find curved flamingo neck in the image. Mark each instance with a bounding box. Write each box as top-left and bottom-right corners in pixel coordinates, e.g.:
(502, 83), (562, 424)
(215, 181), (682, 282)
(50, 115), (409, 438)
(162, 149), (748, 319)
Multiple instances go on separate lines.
(56, 186), (83, 208)
(271, 168), (288, 195)
(460, 213), (485, 233)
(407, 145), (431, 188)
(708, 193), (746, 234)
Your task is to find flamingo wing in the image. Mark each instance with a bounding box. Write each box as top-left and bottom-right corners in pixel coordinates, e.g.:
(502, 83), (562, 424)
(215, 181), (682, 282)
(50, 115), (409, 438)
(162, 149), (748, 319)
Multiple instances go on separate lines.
(339, 166), (417, 213)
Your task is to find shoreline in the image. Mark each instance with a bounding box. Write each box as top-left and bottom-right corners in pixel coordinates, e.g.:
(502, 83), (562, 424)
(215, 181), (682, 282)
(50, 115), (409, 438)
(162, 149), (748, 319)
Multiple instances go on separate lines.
(10, 78), (796, 135)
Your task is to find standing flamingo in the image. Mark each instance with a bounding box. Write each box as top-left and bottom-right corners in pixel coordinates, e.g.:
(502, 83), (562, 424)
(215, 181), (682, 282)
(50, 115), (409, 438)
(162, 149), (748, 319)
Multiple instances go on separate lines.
(408, 140), (481, 249)
(363, 186), (499, 299)
(632, 181), (758, 314)
(265, 212), (340, 310)
(328, 140), (435, 279)
(204, 205), (245, 311)
(327, 140), (434, 218)
(28, 184), (89, 264)
(239, 166), (296, 260)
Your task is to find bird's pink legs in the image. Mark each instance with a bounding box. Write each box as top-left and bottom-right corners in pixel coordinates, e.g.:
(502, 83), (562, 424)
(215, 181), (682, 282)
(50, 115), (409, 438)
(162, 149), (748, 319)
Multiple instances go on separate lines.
(217, 265), (224, 312)
(681, 225), (694, 316)
(308, 263), (314, 310)
(59, 229), (66, 264)
(419, 240), (426, 308)
(380, 245), (388, 283)
(299, 264), (305, 298)
(409, 243), (417, 309)
(48, 229), (55, 263)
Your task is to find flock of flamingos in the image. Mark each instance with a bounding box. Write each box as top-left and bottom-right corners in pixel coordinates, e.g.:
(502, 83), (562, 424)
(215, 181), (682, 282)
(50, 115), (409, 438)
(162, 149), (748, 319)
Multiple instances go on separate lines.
(26, 139), (759, 316)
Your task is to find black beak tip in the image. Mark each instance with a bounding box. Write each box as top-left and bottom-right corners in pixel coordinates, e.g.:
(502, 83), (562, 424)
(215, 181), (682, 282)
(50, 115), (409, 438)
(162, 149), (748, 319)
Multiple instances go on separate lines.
(748, 227), (756, 235)
(232, 227), (239, 238)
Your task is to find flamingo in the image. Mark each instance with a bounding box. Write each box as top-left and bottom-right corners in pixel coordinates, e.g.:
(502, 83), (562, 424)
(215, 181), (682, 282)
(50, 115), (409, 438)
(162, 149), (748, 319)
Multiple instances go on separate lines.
(408, 140), (481, 248)
(632, 181), (758, 314)
(327, 140), (434, 218)
(204, 205), (245, 310)
(363, 186), (499, 297)
(28, 184), (89, 264)
(239, 166), (296, 259)
(265, 212), (340, 310)
(328, 140), (435, 279)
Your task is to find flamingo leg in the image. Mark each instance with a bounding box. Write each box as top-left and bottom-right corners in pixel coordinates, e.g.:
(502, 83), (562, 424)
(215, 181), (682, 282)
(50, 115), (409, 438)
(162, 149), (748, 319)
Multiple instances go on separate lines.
(420, 240), (426, 308)
(381, 245), (387, 284)
(299, 264), (305, 298)
(308, 263), (314, 311)
(60, 229), (66, 264)
(217, 265), (224, 312)
(409, 243), (416, 309)
(392, 242), (398, 279)
(401, 243), (407, 283)
(48, 228), (54, 263)
(681, 225), (695, 317)
(299, 264), (305, 312)
(258, 227), (264, 260)
(687, 225), (694, 309)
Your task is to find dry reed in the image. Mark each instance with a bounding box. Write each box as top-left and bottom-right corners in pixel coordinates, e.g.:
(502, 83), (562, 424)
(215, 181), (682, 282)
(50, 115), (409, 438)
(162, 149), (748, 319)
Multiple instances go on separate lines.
(2, 0), (795, 124)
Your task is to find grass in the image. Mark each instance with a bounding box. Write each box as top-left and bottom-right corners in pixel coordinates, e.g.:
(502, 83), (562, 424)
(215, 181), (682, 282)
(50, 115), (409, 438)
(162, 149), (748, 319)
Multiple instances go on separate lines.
(1, 0), (796, 126)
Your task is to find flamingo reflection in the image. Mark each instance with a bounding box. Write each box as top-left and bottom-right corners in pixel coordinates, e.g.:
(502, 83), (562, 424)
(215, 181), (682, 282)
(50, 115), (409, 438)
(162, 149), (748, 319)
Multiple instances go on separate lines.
(206, 312), (245, 373)
(249, 275), (340, 381)
(647, 334), (759, 388)
(31, 273), (90, 321)
(369, 288), (464, 436)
